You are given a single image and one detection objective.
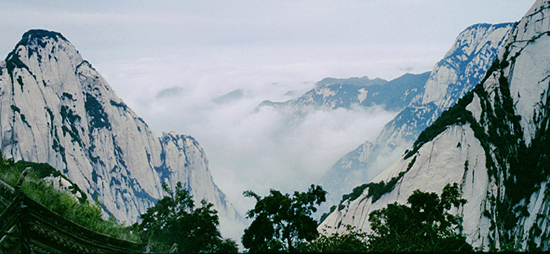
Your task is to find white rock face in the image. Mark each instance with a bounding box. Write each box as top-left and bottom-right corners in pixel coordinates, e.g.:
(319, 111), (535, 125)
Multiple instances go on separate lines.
(0, 30), (240, 228)
(321, 124), (487, 234)
(319, 22), (514, 208)
(320, 0), (550, 251)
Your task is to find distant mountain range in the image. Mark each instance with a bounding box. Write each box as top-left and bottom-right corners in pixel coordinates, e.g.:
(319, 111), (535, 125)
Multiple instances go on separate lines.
(260, 72), (429, 119)
(261, 22), (514, 211)
(319, 22), (514, 208)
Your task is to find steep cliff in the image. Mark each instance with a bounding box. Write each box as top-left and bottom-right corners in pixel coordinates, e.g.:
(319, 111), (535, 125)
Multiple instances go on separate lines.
(320, 22), (514, 207)
(0, 30), (240, 228)
(320, 1), (550, 251)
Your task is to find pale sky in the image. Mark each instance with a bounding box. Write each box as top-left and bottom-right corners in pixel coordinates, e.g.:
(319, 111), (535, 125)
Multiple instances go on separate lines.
(0, 0), (536, 239)
(0, 1), (534, 81)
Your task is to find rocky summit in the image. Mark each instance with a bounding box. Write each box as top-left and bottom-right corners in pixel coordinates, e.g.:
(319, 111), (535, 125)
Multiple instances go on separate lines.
(0, 30), (240, 229)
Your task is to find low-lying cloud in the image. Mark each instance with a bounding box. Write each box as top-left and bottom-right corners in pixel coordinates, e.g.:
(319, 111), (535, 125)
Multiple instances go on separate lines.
(97, 53), (398, 216)
(0, 0), (537, 243)
(94, 50), (413, 241)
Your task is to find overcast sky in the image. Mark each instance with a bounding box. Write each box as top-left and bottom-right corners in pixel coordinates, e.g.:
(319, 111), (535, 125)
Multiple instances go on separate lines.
(0, 0), (536, 239)
(1, 1), (534, 80)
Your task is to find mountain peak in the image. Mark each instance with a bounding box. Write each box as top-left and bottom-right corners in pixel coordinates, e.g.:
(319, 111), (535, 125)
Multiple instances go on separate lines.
(0, 29), (242, 237)
(5, 29), (82, 77)
(18, 29), (68, 46)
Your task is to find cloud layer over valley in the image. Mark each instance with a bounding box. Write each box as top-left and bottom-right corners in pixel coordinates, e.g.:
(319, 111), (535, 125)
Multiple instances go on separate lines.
(96, 54), (398, 213)
(0, 0), (535, 235)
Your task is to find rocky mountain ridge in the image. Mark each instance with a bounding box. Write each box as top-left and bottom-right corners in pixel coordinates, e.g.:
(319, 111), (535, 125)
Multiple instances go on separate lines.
(320, 0), (550, 251)
(319, 22), (515, 207)
(260, 73), (430, 120)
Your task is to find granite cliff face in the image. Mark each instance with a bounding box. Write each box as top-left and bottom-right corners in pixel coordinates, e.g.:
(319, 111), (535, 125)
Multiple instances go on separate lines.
(320, 1), (550, 250)
(319, 22), (515, 207)
(0, 30), (240, 227)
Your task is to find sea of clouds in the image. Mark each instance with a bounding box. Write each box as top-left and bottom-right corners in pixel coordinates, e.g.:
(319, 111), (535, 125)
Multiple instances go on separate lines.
(96, 48), (405, 218)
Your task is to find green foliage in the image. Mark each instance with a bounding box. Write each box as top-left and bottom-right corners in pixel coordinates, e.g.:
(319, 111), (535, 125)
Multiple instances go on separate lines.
(341, 171), (407, 206)
(324, 170), (411, 226)
(406, 92), (476, 158)
(297, 225), (368, 253)
(13, 160), (60, 178)
(368, 172), (406, 203)
(319, 205), (336, 224)
(468, 60), (548, 245)
(12, 160), (88, 202)
(242, 184), (327, 252)
(23, 180), (137, 241)
(367, 183), (472, 252)
(341, 184), (369, 204)
(135, 182), (237, 253)
(0, 156), (137, 241)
